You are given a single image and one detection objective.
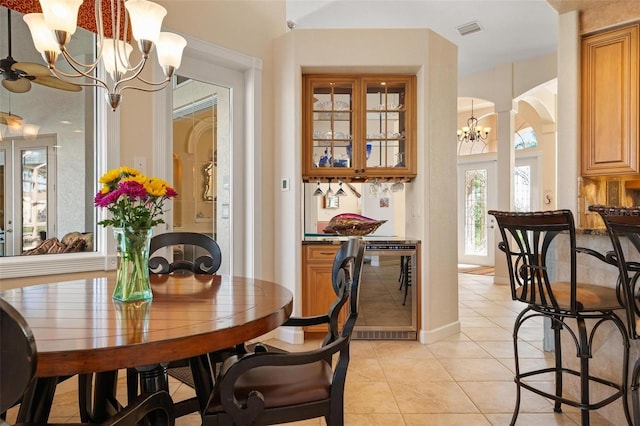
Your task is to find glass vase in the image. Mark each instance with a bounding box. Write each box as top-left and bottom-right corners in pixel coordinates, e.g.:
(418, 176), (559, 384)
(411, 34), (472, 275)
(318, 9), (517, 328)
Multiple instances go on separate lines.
(112, 227), (153, 302)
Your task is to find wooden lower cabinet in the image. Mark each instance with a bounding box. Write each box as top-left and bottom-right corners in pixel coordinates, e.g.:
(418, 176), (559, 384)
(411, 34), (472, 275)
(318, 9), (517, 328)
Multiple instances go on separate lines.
(302, 244), (346, 333)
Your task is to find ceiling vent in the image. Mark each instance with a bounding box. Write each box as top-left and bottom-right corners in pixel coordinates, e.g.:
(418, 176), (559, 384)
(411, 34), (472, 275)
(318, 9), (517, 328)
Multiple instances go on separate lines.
(456, 21), (483, 36)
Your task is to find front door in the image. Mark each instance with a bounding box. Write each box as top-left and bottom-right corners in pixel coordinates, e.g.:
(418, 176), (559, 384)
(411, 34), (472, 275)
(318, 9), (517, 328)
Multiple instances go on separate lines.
(457, 157), (497, 266)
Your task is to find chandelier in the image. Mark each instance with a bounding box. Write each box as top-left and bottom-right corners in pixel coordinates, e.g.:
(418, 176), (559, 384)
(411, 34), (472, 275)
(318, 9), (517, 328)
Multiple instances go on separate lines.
(23, 0), (186, 110)
(457, 100), (491, 143)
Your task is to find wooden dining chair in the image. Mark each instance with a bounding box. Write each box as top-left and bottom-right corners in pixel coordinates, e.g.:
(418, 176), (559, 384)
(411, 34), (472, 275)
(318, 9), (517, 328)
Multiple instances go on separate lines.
(201, 246), (363, 426)
(80, 232), (223, 421)
(136, 232), (223, 416)
(590, 205), (640, 425)
(489, 209), (632, 426)
(0, 298), (175, 426)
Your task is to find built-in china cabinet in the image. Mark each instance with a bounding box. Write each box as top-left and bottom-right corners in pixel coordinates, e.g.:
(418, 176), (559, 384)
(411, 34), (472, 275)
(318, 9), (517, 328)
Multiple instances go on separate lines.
(302, 75), (416, 182)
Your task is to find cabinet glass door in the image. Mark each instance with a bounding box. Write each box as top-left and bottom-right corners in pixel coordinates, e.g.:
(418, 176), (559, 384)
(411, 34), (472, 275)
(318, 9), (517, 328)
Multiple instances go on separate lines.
(310, 80), (354, 171)
(365, 80), (407, 169)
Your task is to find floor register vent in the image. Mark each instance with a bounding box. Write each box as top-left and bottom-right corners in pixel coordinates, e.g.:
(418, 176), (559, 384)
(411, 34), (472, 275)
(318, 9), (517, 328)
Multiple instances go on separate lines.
(353, 330), (417, 340)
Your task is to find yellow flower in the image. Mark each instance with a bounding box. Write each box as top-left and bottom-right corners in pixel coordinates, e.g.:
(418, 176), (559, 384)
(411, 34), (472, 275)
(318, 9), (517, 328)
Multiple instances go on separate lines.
(121, 174), (148, 185)
(144, 177), (169, 197)
(101, 185), (110, 194)
(98, 166), (141, 184)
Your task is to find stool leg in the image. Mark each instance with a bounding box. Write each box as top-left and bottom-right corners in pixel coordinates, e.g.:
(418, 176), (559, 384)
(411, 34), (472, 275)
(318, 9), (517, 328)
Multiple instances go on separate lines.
(633, 357), (640, 426)
(577, 317), (590, 426)
(552, 319), (563, 413)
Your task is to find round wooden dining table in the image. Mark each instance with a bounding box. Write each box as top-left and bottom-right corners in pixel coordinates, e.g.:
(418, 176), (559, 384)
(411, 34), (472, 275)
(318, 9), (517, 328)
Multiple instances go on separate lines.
(1, 273), (293, 422)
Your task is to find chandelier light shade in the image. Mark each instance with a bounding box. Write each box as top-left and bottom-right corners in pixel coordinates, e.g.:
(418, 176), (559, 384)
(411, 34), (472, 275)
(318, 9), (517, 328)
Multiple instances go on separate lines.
(23, 0), (187, 110)
(457, 100), (491, 144)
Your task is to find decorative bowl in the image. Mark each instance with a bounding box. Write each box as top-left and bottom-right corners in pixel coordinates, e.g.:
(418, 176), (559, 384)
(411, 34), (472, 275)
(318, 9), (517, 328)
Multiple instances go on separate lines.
(323, 213), (386, 236)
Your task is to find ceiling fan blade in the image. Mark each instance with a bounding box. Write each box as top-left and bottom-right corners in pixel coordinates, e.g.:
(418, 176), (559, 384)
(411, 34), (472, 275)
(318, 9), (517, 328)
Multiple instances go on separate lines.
(2, 78), (31, 93)
(12, 62), (51, 77)
(32, 76), (82, 92)
(0, 111), (23, 126)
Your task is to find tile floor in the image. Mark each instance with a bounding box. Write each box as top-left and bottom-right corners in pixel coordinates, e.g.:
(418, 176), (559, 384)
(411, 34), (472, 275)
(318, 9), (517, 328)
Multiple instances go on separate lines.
(6, 273), (617, 425)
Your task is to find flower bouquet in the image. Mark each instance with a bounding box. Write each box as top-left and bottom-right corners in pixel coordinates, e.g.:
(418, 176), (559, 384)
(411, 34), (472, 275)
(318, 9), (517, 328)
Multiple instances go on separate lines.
(95, 166), (177, 301)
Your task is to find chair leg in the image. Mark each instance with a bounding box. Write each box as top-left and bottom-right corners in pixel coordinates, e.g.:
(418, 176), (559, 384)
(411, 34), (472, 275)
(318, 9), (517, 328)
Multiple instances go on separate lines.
(127, 368), (139, 405)
(576, 317), (591, 426)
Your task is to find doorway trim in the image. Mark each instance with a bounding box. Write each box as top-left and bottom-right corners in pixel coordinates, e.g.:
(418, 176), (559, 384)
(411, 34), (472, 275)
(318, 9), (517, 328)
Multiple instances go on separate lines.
(153, 33), (263, 278)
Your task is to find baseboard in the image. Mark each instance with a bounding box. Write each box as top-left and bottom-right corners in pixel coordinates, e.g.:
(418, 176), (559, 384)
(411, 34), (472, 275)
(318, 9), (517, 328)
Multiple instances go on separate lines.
(419, 320), (461, 344)
(275, 325), (304, 344)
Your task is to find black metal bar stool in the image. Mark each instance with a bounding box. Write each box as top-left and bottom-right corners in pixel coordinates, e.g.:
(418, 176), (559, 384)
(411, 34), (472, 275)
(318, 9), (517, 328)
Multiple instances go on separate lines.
(489, 209), (632, 426)
(591, 206), (640, 426)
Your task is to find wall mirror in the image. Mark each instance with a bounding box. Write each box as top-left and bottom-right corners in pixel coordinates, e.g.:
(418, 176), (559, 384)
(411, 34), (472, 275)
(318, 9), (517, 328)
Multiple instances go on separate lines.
(0, 6), (95, 258)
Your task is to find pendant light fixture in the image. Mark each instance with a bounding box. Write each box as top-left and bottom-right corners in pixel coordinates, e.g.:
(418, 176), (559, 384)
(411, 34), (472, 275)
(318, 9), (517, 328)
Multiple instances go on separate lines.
(457, 99), (491, 143)
(23, 0), (187, 111)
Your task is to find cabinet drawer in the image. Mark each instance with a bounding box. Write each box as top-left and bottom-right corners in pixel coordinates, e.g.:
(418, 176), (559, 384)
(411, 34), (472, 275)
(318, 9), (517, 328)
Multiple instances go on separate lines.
(305, 245), (339, 263)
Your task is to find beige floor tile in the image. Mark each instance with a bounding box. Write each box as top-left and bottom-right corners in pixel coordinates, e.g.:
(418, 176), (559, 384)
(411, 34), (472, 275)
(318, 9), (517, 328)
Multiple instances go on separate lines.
(438, 358), (514, 382)
(379, 357), (453, 384)
(403, 413), (491, 425)
(344, 413), (406, 425)
(462, 326), (514, 342)
(485, 412), (578, 425)
(371, 340), (435, 359)
(476, 340), (546, 359)
(459, 381), (553, 414)
(343, 381), (400, 414)
(427, 340), (493, 359)
(389, 381), (479, 414)
(346, 357), (386, 383)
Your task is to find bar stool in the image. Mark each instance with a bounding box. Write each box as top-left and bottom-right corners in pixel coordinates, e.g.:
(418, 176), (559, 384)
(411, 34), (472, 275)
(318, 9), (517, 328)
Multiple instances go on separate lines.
(489, 209), (632, 426)
(591, 206), (640, 425)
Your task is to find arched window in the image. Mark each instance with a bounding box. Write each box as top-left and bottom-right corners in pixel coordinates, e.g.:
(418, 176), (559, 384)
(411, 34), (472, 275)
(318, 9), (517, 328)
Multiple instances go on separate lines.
(514, 126), (538, 150)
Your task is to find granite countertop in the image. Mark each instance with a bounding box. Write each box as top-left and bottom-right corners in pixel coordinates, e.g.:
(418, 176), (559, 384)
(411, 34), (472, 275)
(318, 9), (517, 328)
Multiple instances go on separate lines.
(576, 228), (608, 236)
(303, 234), (421, 244)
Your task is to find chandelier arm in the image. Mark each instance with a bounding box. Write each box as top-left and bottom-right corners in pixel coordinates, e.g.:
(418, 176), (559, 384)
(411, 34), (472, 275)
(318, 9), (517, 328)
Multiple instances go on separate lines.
(132, 75), (172, 87)
(48, 66), (109, 91)
(118, 79), (171, 94)
(59, 47), (102, 73)
(111, 58), (151, 92)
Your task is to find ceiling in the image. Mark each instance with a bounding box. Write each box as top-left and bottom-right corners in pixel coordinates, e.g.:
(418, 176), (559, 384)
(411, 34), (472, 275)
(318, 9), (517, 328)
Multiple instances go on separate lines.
(285, 0), (583, 78)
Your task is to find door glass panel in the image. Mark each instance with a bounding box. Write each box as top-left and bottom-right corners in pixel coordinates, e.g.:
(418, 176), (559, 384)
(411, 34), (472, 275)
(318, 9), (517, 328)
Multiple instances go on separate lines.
(464, 169), (488, 257)
(365, 81), (406, 168)
(514, 165), (531, 212)
(172, 76), (231, 274)
(312, 82), (353, 168)
(21, 148), (48, 252)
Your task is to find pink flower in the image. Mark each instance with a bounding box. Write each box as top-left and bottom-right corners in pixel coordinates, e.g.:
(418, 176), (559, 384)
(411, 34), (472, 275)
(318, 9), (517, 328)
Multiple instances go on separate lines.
(119, 180), (148, 201)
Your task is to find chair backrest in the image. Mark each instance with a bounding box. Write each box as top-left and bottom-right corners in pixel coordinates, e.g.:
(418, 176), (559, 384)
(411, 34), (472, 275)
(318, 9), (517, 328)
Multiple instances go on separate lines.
(0, 298), (38, 414)
(148, 232), (222, 275)
(489, 209), (579, 312)
(330, 238), (365, 320)
(590, 205), (640, 337)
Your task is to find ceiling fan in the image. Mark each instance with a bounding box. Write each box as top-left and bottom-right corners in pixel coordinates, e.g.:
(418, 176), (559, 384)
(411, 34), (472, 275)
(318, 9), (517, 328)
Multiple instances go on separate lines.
(0, 9), (81, 94)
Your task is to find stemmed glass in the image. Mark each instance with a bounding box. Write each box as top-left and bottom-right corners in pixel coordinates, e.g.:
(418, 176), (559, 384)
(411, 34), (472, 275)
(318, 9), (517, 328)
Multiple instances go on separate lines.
(313, 180), (324, 196)
(391, 180), (405, 192)
(336, 181), (347, 196)
(325, 180), (335, 198)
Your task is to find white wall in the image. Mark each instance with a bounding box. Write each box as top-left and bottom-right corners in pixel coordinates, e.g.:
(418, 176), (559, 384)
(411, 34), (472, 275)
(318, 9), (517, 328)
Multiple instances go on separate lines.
(273, 28), (459, 344)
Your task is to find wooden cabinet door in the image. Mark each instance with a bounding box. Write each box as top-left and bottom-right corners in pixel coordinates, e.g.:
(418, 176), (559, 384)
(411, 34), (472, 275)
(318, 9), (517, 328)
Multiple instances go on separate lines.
(302, 74), (417, 182)
(581, 24), (639, 176)
(302, 245), (344, 333)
